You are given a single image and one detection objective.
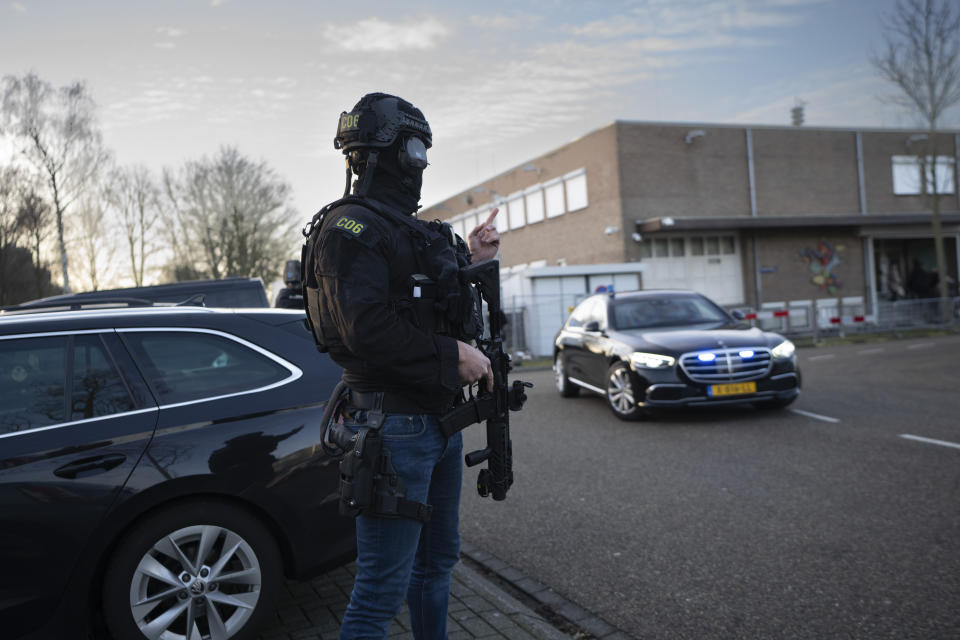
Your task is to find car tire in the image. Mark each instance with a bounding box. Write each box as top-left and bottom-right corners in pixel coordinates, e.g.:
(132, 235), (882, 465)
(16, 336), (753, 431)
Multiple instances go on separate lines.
(605, 362), (646, 421)
(102, 500), (283, 640)
(554, 353), (580, 397)
(753, 396), (797, 410)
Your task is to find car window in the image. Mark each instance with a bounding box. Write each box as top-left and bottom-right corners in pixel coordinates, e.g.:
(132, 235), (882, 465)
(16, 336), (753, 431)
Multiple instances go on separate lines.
(122, 331), (290, 404)
(71, 334), (135, 421)
(0, 336), (67, 434)
(612, 296), (728, 329)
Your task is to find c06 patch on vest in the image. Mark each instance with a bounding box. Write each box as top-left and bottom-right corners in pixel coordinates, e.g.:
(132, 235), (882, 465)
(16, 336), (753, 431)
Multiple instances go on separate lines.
(333, 216), (366, 237)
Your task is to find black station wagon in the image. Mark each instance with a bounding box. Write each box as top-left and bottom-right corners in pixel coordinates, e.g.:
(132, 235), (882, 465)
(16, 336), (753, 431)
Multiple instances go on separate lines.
(553, 290), (801, 420)
(0, 303), (352, 640)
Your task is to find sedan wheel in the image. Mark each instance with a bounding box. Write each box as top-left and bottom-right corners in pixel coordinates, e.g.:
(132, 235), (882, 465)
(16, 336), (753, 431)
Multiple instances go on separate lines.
(606, 362), (645, 421)
(103, 501), (282, 640)
(554, 354), (579, 397)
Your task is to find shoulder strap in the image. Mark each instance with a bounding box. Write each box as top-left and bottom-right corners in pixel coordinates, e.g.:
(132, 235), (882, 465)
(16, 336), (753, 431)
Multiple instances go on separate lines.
(303, 195), (433, 240)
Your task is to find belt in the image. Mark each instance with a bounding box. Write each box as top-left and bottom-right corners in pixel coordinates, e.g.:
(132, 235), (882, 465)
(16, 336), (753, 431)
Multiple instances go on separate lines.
(348, 390), (427, 415)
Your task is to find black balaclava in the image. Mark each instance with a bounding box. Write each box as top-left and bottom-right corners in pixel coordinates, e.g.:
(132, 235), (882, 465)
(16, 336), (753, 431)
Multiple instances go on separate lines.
(360, 138), (423, 215)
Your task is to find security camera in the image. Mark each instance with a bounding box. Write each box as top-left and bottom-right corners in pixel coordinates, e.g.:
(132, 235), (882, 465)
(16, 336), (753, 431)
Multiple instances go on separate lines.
(631, 232), (642, 243)
(604, 226), (619, 236)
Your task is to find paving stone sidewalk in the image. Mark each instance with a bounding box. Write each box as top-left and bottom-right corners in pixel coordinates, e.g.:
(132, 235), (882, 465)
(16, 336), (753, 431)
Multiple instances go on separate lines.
(257, 555), (574, 640)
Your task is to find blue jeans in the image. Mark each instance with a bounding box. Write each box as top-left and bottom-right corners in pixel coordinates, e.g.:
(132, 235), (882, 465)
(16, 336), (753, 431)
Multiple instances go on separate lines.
(339, 414), (463, 640)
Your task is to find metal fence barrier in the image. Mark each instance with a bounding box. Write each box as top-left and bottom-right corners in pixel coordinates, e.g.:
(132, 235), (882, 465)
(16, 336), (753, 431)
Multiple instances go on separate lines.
(741, 297), (960, 341)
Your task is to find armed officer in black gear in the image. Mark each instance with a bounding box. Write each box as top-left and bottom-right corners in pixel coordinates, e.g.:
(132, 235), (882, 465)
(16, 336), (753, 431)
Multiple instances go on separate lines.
(302, 93), (500, 639)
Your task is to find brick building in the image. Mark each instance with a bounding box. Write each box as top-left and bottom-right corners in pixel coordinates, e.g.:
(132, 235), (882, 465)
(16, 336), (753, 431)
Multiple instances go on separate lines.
(421, 121), (960, 315)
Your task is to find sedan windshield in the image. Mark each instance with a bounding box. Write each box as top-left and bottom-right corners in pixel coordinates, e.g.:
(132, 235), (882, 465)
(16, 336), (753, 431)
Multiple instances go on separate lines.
(612, 296), (729, 329)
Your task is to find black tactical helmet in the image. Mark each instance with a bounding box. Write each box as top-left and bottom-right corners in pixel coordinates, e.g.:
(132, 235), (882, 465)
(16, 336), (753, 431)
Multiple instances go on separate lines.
(334, 92), (432, 154)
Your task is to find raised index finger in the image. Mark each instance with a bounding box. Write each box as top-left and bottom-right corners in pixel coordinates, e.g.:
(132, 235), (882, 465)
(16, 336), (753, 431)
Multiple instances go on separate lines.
(484, 208), (499, 226)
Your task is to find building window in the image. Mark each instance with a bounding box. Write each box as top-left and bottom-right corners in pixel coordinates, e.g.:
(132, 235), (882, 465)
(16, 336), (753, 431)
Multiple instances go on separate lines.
(507, 194), (525, 230)
(891, 155), (956, 195)
(464, 212), (478, 235)
(525, 188), (545, 224)
(640, 234), (738, 261)
(564, 170), (588, 211)
(706, 236), (720, 255)
(545, 179), (565, 218)
(494, 204), (509, 232)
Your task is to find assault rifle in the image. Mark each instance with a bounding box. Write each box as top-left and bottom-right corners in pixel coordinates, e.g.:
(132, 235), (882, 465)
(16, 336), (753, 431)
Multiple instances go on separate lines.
(439, 259), (532, 501)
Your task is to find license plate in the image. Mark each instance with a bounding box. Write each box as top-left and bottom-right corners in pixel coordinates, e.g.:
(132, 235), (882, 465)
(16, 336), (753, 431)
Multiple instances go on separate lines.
(708, 381), (757, 397)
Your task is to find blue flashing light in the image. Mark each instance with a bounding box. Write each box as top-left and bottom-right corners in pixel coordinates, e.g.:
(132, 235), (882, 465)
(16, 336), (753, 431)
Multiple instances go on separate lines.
(739, 350), (755, 358)
(697, 353), (716, 362)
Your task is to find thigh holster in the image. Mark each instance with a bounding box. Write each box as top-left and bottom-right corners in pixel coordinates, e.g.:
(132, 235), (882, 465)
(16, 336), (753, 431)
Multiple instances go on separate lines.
(325, 393), (432, 524)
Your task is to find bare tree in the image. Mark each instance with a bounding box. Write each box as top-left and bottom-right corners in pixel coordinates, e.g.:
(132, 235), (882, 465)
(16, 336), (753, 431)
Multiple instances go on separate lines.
(162, 147), (297, 284)
(873, 0), (960, 306)
(106, 165), (159, 287)
(74, 193), (112, 291)
(1, 72), (111, 292)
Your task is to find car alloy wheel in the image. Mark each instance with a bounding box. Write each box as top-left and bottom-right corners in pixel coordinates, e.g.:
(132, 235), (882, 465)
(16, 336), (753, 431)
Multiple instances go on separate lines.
(606, 362), (645, 420)
(554, 354), (579, 397)
(134, 524), (261, 639)
(103, 501), (281, 640)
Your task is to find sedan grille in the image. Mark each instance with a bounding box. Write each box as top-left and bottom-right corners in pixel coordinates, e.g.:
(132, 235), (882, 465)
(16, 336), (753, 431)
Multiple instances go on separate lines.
(679, 347), (772, 383)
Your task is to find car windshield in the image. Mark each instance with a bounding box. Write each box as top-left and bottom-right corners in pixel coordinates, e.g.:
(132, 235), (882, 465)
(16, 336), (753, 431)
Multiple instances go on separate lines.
(612, 296), (729, 329)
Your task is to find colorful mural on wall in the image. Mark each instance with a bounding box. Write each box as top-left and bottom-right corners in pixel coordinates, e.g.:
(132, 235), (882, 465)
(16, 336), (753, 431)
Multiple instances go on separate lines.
(800, 240), (844, 294)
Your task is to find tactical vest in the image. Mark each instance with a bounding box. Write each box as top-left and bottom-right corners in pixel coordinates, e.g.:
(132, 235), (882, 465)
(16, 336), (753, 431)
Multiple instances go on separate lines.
(300, 196), (482, 353)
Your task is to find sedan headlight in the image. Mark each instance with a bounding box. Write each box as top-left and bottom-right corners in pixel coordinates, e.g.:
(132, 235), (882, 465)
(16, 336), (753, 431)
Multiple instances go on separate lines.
(771, 340), (796, 359)
(630, 352), (676, 369)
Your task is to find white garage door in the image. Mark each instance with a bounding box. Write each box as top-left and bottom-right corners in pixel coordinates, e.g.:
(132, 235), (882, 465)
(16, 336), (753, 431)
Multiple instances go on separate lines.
(639, 234), (744, 305)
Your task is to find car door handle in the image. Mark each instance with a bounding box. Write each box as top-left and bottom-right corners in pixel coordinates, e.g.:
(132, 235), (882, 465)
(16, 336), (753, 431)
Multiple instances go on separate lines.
(54, 454), (127, 479)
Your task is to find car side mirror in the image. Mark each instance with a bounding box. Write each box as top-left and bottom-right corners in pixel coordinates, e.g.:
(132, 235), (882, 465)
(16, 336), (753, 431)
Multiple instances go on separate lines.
(585, 321), (600, 332)
(730, 309), (745, 320)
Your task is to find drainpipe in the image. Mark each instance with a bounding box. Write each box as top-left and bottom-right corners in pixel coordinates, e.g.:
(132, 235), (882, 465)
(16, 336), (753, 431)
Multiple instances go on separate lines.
(746, 128), (761, 308)
(856, 132), (867, 215)
(857, 132), (877, 319)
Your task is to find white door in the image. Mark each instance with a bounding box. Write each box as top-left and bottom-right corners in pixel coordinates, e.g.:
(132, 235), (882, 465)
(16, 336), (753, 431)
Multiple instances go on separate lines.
(640, 234), (744, 305)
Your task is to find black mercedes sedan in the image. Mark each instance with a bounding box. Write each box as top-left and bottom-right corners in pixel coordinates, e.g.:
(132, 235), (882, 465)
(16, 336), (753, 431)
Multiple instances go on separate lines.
(0, 303), (352, 640)
(553, 290), (801, 420)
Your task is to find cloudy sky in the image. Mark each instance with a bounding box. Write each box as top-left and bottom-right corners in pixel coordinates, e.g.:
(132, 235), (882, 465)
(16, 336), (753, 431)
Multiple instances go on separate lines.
(1, 0), (952, 219)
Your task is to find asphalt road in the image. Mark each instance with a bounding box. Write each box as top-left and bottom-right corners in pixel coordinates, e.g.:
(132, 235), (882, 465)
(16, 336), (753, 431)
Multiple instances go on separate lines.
(458, 333), (960, 640)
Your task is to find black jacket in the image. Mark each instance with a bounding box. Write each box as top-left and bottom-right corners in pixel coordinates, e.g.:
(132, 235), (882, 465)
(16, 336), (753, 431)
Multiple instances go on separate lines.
(311, 200), (460, 413)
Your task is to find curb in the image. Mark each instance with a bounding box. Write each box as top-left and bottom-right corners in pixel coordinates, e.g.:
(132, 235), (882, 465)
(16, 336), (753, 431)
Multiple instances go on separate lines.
(453, 560), (575, 640)
(460, 540), (635, 640)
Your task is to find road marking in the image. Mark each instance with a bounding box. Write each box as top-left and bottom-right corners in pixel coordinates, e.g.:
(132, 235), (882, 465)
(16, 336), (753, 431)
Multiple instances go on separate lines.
(789, 408), (840, 423)
(857, 348), (884, 355)
(807, 354), (835, 361)
(906, 343), (935, 350)
(899, 434), (960, 450)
